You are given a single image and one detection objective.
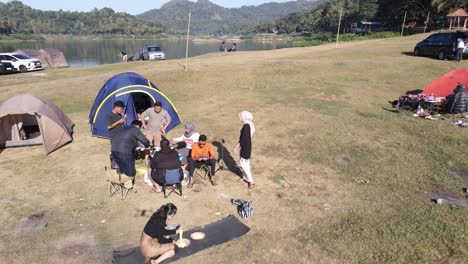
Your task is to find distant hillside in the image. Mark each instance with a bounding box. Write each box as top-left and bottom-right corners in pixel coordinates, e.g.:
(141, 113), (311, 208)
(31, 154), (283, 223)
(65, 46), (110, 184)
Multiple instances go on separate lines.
(0, 1), (169, 35)
(138, 0), (325, 35)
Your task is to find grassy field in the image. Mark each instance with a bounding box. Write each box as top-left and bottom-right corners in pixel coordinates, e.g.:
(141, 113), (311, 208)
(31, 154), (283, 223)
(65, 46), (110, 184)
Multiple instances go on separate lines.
(0, 33), (467, 264)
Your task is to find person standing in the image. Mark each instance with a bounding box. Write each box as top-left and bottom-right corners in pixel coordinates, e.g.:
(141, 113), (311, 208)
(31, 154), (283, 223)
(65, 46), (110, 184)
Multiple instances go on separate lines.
(456, 37), (465, 62)
(233, 111), (255, 189)
(141, 101), (171, 147)
(111, 120), (150, 178)
(106, 101), (127, 140)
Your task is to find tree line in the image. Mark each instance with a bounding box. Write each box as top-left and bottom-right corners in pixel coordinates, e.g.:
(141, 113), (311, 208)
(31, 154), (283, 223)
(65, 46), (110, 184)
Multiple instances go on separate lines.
(245, 0), (468, 34)
(0, 1), (170, 35)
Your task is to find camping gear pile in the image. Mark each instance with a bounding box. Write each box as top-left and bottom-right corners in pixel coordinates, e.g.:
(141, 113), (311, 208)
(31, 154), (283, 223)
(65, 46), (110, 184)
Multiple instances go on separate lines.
(393, 68), (468, 119)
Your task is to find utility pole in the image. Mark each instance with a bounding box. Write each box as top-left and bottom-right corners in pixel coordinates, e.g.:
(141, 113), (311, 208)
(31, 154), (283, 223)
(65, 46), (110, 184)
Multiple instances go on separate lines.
(185, 9), (191, 72)
(424, 11), (430, 33)
(336, 8), (343, 48)
(401, 10), (407, 37)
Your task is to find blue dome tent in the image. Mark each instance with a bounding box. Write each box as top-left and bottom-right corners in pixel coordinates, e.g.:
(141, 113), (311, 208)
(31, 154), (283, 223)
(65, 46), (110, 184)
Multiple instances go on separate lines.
(89, 72), (181, 138)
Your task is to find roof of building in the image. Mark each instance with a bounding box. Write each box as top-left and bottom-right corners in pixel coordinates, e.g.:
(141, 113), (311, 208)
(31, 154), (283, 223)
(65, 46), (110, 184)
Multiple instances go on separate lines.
(447, 8), (468, 17)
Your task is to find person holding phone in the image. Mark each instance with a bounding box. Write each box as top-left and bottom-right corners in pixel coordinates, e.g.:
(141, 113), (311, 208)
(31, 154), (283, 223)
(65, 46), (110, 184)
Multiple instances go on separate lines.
(187, 134), (217, 187)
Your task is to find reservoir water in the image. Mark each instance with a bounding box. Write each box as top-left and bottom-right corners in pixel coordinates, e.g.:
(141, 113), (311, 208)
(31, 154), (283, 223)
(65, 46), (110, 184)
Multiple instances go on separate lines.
(0, 38), (292, 67)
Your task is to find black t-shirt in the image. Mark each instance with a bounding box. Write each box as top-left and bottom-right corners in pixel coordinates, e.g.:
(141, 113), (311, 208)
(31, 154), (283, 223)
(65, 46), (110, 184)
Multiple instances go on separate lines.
(150, 147), (181, 184)
(143, 215), (177, 244)
(106, 112), (125, 138)
(239, 124), (251, 159)
(111, 127), (150, 154)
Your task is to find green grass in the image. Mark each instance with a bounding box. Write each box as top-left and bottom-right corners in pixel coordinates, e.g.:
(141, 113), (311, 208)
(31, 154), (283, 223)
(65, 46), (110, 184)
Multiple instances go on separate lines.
(0, 33), (467, 263)
(291, 31), (401, 47)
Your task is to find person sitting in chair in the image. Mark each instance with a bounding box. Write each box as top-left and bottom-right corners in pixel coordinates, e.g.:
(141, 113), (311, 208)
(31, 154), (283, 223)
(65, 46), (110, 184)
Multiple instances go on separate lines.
(187, 134), (217, 187)
(111, 120), (150, 178)
(140, 203), (181, 264)
(149, 138), (182, 193)
(172, 121), (200, 166)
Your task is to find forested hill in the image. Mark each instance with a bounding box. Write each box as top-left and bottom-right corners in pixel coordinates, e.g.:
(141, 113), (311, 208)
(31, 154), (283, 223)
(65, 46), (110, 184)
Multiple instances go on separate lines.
(0, 1), (170, 35)
(137, 0), (326, 35)
(248, 0), (468, 34)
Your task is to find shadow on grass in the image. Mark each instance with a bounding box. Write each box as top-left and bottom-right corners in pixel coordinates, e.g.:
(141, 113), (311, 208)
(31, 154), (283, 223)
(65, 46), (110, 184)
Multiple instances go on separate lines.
(381, 106), (400, 113)
(213, 140), (243, 179)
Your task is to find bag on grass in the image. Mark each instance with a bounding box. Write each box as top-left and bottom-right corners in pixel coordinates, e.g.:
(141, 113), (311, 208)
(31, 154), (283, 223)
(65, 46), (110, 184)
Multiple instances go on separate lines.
(232, 199), (254, 219)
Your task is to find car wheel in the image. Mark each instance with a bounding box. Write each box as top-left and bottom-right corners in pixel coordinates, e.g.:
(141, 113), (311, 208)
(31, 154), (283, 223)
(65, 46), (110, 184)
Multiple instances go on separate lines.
(19, 65), (27, 73)
(414, 48), (421, 56)
(438, 50), (446, 60)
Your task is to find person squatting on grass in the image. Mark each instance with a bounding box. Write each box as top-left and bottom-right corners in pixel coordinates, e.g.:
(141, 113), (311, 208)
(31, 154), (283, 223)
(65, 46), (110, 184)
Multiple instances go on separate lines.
(140, 203), (181, 264)
(234, 111), (256, 189)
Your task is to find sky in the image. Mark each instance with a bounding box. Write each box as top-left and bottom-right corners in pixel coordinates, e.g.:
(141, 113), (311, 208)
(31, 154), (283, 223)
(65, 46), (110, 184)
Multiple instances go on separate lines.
(1, 0), (297, 15)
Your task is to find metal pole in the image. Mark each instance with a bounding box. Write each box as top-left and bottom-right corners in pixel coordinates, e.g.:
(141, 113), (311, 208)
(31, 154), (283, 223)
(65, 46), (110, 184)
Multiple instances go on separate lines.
(424, 11), (430, 33)
(401, 10), (407, 37)
(336, 8), (343, 48)
(185, 9), (191, 72)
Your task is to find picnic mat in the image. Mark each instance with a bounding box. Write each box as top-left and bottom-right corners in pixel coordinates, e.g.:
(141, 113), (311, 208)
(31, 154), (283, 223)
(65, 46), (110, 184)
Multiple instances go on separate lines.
(113, 214), (250, 264)
(427, 192), (468, 209)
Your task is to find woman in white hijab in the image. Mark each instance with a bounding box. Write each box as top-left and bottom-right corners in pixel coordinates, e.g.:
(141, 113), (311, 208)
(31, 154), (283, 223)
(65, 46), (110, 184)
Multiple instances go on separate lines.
(234, 111), (256, 189)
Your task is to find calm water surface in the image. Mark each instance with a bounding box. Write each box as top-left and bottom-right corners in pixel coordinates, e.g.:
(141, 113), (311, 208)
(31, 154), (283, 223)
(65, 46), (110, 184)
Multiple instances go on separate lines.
(0, 38), (292, 67)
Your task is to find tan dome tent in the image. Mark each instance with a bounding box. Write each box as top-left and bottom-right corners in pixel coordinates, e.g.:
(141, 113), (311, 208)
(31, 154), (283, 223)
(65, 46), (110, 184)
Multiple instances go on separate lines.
(14, 48), (69, 69)
(0, 94), (74, 154)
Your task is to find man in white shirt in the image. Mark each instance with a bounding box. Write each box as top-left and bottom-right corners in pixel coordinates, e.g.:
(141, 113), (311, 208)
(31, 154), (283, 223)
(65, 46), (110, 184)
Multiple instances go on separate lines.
(456, 37), (465, 62)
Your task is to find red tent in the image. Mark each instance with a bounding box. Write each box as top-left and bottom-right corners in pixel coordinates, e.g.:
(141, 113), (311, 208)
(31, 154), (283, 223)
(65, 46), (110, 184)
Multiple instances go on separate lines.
(423, 68), (468, 97)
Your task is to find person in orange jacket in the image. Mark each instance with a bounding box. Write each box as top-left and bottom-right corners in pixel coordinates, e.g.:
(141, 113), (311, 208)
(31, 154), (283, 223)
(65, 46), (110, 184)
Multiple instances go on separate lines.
(187, 134), (217, 187)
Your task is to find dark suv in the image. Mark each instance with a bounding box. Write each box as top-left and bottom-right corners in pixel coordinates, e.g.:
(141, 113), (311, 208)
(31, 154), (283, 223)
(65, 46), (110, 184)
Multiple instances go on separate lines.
(414, 31), (468, 60)
(0, 61), (14, 74)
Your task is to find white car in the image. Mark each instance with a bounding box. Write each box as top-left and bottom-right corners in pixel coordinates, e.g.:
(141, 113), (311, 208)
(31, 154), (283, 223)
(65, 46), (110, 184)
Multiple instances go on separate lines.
(143, 46), (166, 60)
(0, 53), (42, 72)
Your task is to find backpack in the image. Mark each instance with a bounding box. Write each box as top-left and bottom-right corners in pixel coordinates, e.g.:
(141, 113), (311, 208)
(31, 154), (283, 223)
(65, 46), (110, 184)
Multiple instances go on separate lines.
(232, 199), (254, 219)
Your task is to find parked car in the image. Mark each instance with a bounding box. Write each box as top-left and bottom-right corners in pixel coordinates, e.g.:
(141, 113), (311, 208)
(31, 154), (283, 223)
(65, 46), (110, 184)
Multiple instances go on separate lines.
(0, 53), (42, 72)
(0, 61), (15, 74)
(414, 31), (468, 60)
(143, 46), (165, 60)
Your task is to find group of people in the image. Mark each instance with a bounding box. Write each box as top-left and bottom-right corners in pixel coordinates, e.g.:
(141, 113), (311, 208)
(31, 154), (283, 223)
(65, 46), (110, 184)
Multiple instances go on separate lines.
(106, 100), (256, 263)
(219, 41), (237, 52)
(106, 100), (256, 191)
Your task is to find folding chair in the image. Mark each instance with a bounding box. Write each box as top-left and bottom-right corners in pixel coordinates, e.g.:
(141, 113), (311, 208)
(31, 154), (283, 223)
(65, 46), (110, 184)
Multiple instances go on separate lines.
(161, 168), (183, 198)
(105, 166), (134, 199)
(195, 162), (211, 181)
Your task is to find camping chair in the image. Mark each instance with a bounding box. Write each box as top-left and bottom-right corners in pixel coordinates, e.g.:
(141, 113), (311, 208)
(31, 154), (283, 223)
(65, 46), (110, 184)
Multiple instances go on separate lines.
(161, 168), (183, 198)
(194, 162), (212, 181)
(105, 155), (134, 199)
(105, 166), (134, 199)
